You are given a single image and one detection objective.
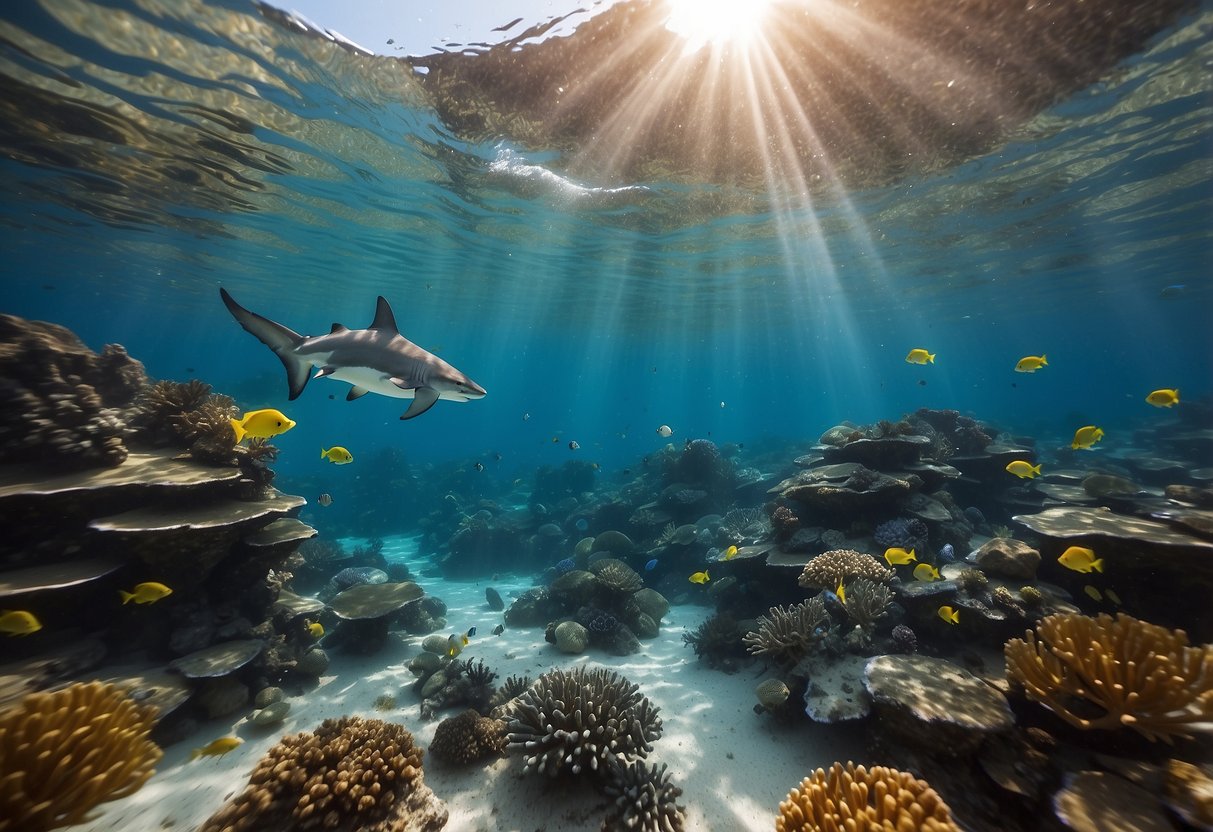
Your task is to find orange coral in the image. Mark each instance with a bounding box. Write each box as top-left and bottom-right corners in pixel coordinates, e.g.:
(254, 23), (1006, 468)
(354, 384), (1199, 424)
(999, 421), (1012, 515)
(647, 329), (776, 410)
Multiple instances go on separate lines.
(776, 762), (959, 832)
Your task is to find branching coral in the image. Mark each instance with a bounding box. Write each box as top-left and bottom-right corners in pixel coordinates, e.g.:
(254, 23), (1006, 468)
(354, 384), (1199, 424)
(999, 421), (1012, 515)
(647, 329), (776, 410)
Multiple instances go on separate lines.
(776, 762), (959, 832)
(590, 558), (644, 594)
(199, 716), (431, 832)
(507, 666), (662, 777)
(843, 578), (893, 632)
(429, 710), (508, 765)
(743, 597), (829, 666)
(602, 760), (685, 832)
(1005, 612), (1213, 742)
(682, 613), (747, 668)
(0, 681), (162, 832)
(798, 549), (894, 590)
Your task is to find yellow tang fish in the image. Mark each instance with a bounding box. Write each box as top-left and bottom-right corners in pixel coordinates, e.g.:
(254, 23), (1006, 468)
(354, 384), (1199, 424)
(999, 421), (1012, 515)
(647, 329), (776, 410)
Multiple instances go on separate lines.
(1145, 388), (1179, 408)
(0, 609), (42, 637)
(1005, 460), (1041, 479)
(905, 348), (935, 365)
(1071, 426), (1104, 450)
(883, 547), (917, 566)
(836, 581), (846, 604)
(723, 545), (738, 560)
(231, 408), (295, 443)
(307, 621), (324, 638)
(321, 446), (354, 465)
(913, 563), (940, 582)
(190, 736), (243, 760)
(120, 582), (173, 605)
(937, 605), (960, 625)
(1083, 585), (1103, 602)
(688, 570), (710, 585)
(1014, 355), (1048, 373)
(1058, 545), (1103, 574)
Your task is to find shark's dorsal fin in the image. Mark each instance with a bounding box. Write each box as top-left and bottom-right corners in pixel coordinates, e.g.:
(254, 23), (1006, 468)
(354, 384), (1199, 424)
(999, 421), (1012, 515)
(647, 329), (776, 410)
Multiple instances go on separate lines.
(369, 297), (399, 333)
(330, 323), (348, 334)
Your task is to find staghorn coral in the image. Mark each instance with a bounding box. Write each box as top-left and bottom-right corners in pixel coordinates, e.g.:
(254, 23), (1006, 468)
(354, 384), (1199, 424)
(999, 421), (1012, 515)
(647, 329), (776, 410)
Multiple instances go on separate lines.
(0, 681), (162, 832)
(601, 760), (685, 832)
(591, 558), (644, 594)
(843, 578), (893, 632)
(775, 762), (959, 832)
(1005, 612), (1213, 742)
(799, 549), (894, 590)
(743, 597), (829, 666)
(429, 710), (508, 765)
(507, 666), (662, 777)
(199, 716), (438, 832)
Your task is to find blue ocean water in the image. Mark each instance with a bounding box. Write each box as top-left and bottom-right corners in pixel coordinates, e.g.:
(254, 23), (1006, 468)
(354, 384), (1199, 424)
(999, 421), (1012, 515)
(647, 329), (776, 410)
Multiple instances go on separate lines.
(1, 0), (1210, 482)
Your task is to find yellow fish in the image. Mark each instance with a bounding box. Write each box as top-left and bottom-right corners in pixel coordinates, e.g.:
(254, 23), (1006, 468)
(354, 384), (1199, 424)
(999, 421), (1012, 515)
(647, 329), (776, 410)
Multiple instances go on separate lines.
(1014, 355), (1048, 373)
(688, 570), (710, 585)
(905, 348), (935, 365)
(883, 547), (917, 565)
(836, 581), (846, 604)
(307, 621), (324, 638)
(937, 605), (959, 625)
(1058, 545), (1102, 574)
(912, 563), (940, 582)
(1145, 388), (1179, 408)
(1005, 460), (1041, 479)
(190, 736), (243, 760)
(1083, 585), (1102, 602)
(119, 582), (173, 605)
(231, 408), (295, 443)
(321, 446), (354, 465)
(0, 609), (42, 637)
(1106, 588), (1122, 606)
(1071, 426), (1104, 450)
(446, 633), (469, 657)
(723, 545), (738, 560)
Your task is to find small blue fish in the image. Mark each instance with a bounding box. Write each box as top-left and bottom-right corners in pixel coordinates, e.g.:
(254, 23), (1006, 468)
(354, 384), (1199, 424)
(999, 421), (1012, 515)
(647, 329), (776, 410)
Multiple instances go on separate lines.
(1159, 284), (1187, 299)
(644, 558), (659, 571)
(575, 518), (589, 532)
(938, 544), (955, 563)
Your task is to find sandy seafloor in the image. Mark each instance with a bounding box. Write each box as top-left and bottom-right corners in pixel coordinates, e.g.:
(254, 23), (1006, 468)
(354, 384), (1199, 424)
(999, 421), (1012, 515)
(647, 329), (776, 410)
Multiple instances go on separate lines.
(78, 534), (868, 832)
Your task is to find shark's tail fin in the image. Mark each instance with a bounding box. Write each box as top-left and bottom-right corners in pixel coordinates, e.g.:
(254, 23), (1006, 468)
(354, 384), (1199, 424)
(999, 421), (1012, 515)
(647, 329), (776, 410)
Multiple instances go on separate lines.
(220, 288), (312, 400)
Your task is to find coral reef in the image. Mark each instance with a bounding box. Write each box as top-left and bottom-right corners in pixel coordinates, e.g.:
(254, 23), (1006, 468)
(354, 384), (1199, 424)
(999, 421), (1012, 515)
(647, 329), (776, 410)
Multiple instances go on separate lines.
(199, 716), (446, 832)
(601, 760), (686, 832)
(1005, 612), (1213, 741)
(590, 558), (644, 594)
(844, 578), (893, 633)
(743, 598), (829, 666)
(890, 624), (918, 654)
(775, 762), (960, 832)
(798, 549), (894, 589)
(874, 517), (929, 552)
(0, 681), (161, 832)
(682, 613), (748, 669)
(506, 666), (662, 777)
(429, 709), (508, 765)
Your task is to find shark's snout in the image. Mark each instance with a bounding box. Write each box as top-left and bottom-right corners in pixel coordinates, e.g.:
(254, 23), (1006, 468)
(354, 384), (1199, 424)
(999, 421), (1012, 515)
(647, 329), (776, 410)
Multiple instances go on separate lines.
(460, 379), (487, 399)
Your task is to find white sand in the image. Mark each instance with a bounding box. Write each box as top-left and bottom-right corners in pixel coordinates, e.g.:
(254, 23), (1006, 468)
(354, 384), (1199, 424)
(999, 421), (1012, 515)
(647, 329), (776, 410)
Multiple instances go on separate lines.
(79, 535), (865, 831)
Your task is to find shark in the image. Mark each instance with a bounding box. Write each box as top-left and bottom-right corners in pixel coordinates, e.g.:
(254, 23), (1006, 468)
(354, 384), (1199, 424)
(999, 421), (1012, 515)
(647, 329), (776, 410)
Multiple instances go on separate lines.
(220, 288), (486, 419)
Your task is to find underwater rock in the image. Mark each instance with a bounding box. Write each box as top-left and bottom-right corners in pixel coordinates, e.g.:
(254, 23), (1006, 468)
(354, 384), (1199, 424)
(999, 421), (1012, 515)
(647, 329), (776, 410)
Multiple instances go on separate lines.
(775, 467), (914, 514)
(251, 700), (290, 726)
(410, 651), (444, 677)
(272, 589), (325, 619)
(974, 537), (1041, 579)
(294, 648), (328, 676)
(320, 565), (388, 602)
(485, 586), (504, 610)
(504, 587), (554, 628)
(169, 639), (263, 679)
(554, 620), (588, 654)
(328, 581), (424, 620)
(632, 587), (670, 622)
(792, 653), (872, 723)
(196, 676), (249, 719)
(253, 686), (284, 708)
(863, 655), (1013, 754)
(422, 635), (453, 655)
(1081, 473), (1140, 498)
(631, 612), (659, 640)
(1053, 771), (1174, 832)
(822, 434), (931, 468)
(1166, 484), (1213, 508)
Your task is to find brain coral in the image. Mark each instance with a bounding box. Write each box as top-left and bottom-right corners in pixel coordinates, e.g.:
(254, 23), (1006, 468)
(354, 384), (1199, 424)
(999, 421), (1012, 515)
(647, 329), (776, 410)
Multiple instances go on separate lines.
(429, 709), (508, 765)
(776, 762), (959, 832)
(798, 549), (894, 589)
(198, 715), (443, 832)
(507, 666), (662, 777)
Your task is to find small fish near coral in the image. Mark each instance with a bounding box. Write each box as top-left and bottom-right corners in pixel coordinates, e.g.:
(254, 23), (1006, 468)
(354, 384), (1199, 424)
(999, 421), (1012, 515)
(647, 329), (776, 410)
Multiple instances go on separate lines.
(120, 582), (173, 605)
(1058, 545), (1103, 573)
(1014, 354), (1048, 373)
(492, 624), (505, 636)
(0, 609), (42, 637)
(317, 492), (333, 507)
(688, 570), (710, 585)
(230, 408), (295, 443)
(306, 621), (324, 638)
(905, 348), (935, 364)
(883, 547), (917, 565)
(321, 446), (354, 465)
(568, 440), (580, 450)
(835, 580), (847, 604)
(656, 424), (673, 438)
(645, 558), (659, 571)
(1071, 425), (1104, 450)
(1005, 460), (1042, 479)
(1145, 388), (1179, 408)
(937, 605), (960, 625)
(913, 563), (941, 582)
(723, 545), (738, 561)
(191, 736), (243, 760)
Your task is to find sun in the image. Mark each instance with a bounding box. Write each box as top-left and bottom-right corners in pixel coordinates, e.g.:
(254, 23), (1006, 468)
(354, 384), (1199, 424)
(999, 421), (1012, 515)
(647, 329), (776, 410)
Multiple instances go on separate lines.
(664, 0), (774, 53)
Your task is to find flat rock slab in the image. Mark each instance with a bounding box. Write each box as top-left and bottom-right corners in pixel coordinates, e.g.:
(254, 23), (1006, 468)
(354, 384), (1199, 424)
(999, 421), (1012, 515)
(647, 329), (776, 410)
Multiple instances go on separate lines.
(243, 517), (317, 548)
(1053, 771), (1174, 832)
(0, 451), (242, 501)
(0, 556), (125, 599)
(170, 639), (264, 678)
(329, 581), (425, 620)
(1014, 506), (1213, 551)
(792, 653), (872, 723)
(274, 589), (325, 618)
(90, 489), (305, 534)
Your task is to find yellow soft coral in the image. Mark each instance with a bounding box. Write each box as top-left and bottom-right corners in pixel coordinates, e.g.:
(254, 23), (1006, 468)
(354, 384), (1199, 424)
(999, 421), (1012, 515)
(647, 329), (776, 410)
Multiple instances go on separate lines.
(1005, 612), (1213, 742)
(776, 761), (959, 832)
(0, 681), (161, 832)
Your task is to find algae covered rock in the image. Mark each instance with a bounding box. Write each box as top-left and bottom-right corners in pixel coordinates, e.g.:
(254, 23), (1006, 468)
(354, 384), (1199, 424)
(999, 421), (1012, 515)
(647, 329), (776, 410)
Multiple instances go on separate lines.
(633, 587), (670, 622)
(974, 537), (1041, 579)
(554, 620), (588, 654)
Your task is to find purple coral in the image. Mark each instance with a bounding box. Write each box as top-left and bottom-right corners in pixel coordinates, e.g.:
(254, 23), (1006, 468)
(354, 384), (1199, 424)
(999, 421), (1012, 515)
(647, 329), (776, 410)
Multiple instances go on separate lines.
(891, 624), (917, 654)
(874, 517), (928, 551)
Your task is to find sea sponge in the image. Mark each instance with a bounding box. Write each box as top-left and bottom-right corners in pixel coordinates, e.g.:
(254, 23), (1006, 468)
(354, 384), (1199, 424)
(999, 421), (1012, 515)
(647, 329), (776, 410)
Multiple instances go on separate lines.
(0, 681), (161, 832)
(775, 762), (959, 832)
(601, 760), (686, 832)
(429, 710), (508, 765)
(799, 549), (894, 590)
(1004, 612), (1213, 742)
(743, 597), (829, 666)
(507, 666), (662, 777)
(198, 716), (433, 832)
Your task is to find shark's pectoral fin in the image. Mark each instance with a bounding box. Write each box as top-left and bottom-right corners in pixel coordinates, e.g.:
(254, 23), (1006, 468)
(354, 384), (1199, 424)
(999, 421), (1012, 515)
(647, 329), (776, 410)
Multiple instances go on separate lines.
(314, 366), (336, 379)
(346, 386), (369, 401)
(401, 386), (439, 420)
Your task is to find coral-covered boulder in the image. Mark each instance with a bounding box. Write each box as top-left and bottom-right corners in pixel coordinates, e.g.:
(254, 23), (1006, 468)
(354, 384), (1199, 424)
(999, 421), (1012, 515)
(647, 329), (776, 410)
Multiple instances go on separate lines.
(974, 537), (1041, 579)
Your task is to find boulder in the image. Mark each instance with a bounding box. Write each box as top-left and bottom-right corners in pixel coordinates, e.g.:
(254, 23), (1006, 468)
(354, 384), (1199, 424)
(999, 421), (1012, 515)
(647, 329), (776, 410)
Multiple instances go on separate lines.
(554, 620), (588, 654)
(974, 537), (1041, 579)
